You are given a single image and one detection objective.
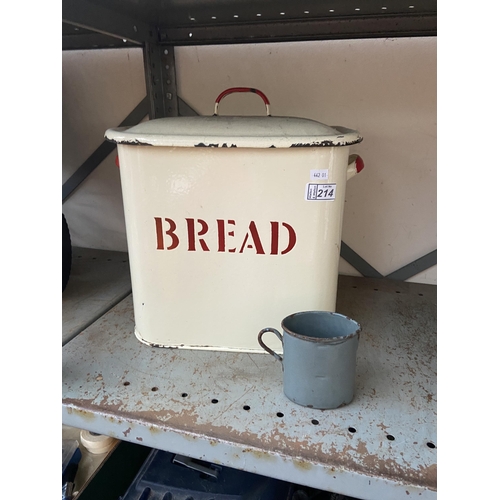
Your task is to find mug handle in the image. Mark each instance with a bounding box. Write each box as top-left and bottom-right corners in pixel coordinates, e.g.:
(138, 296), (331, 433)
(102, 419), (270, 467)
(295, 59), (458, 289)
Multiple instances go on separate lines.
(257, 328), (283, 363)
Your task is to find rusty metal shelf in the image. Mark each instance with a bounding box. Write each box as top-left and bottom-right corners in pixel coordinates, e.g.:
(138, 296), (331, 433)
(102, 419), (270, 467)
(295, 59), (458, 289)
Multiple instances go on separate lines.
(62, 247), (132, 345)
(62, 275), (436, 500)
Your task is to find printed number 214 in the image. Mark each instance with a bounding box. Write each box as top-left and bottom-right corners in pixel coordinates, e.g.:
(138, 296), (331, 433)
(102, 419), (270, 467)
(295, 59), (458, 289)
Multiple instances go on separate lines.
(318, 188), (334, 198)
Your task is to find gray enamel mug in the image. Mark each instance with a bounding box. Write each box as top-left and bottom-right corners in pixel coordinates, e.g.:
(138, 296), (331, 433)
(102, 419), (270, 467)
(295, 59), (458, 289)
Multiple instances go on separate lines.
(258, 311), (361, 410)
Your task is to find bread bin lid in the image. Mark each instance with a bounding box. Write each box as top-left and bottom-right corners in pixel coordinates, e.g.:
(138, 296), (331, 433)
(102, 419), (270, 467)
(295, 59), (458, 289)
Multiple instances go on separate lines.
(106, 87), (362, 149)
(105, 116), (362, 149)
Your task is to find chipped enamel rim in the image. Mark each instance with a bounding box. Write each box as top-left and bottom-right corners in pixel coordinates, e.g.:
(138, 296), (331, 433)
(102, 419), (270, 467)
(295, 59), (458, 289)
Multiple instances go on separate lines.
(281, 311), (361, 345)
(104, 116), (362, 149)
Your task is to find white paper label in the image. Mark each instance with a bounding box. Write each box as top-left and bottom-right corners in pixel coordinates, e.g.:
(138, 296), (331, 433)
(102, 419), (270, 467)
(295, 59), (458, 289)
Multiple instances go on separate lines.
(305, 183), (337, 201)
(310, 169), (329, 181)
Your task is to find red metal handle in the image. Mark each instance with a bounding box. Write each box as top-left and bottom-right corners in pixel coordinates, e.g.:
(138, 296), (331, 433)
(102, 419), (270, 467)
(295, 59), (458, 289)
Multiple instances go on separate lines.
(347, 154), (365, 180)
(214, 87), (271, 116)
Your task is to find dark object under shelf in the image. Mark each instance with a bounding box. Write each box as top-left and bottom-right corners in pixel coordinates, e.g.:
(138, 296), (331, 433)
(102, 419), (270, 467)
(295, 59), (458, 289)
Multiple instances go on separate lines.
(120, 448), (293, 500)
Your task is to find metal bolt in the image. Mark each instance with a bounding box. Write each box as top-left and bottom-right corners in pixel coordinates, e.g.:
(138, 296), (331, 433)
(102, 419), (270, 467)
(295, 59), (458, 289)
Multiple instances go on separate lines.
(133, 25), (138, 32)
(166, 92), (172, 100)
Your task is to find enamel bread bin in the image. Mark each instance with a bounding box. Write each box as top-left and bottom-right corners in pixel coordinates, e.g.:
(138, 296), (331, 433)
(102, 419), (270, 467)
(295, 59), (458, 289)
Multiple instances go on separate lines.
(105, 88), (364, 353)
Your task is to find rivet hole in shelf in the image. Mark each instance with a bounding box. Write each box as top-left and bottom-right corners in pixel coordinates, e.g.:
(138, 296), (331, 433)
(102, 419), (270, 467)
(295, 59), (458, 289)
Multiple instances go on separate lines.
(75, 254), (128, 263)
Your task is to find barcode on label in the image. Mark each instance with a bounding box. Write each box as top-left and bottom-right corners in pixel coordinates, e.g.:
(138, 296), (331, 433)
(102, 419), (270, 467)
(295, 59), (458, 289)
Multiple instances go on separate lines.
(305, 183), (336, 201)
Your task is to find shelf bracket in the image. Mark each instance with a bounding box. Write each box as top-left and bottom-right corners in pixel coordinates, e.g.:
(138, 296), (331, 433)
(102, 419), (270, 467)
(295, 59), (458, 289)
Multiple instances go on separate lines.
(62, 97), (149, 203)
(340, 242), (384, 279)
(385, 250), (437, 281)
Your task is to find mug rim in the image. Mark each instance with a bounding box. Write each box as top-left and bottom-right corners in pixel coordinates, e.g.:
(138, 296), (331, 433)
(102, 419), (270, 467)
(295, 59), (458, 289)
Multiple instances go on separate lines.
(281, 310), (361, 344)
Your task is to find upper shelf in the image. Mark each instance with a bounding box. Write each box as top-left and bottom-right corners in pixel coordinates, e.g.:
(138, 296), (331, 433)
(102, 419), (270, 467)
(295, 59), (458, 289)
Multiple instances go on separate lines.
(62, 0), (437, 49)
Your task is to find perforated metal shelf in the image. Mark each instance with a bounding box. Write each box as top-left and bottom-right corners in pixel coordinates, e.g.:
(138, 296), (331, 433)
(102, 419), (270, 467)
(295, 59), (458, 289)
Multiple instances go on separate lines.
(62, 275), (436, 500)
(63, 0), (437, 49)
(62, 247), (131, 345)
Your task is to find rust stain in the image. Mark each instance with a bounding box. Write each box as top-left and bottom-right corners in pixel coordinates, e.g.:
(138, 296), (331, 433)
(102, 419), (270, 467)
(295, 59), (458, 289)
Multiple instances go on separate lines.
(242, 448), (275, 461)
(293, 459), (313, 470)
(123, 427), (132, 437)
(66, 406), (96, 421)
(136, 437), (143, 442)
(377, 422), (389, 431)
(63, 350), (436, 491)
(63, 404), (436, 490)
(181, 433), (198, 441)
